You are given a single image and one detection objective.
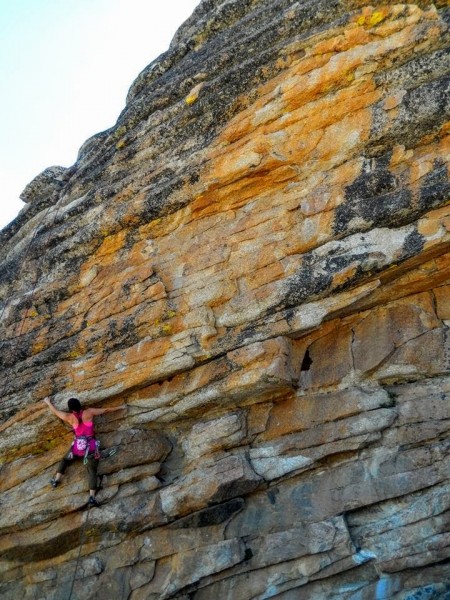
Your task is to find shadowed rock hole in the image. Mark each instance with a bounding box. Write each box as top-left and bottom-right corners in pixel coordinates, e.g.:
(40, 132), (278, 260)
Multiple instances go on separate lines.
(301, 349), (313, 371)
(244, 548), (253, 561)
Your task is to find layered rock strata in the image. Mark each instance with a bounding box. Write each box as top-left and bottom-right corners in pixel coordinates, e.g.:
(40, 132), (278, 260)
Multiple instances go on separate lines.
(1, 1), (450, 598)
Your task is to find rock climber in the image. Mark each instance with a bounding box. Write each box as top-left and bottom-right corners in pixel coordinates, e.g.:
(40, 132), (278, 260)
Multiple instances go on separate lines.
(43, 396), (126, 507)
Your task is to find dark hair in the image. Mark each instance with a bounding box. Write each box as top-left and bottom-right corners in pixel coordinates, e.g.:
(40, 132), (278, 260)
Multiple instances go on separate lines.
(67, 398), (82, 413)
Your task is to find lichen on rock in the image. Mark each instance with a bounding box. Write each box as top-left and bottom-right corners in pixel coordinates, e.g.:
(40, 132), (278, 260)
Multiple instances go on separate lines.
(1, 1), (450, 599)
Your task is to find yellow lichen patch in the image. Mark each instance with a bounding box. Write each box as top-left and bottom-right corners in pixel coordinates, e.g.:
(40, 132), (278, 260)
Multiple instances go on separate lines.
(369, 11), (387, 27)
(111, 124), (127, 141)
(31, 340), (47, 355)
(185, 82), (205, 105)
(356, 8), (388, 28)
(66, 347), (85, 360)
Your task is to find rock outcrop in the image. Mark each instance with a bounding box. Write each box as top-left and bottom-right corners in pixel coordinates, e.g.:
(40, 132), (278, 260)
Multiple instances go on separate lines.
(1, 1), (450, 598)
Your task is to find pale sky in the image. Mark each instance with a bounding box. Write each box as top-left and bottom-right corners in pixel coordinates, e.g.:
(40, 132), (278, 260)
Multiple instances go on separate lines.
(0, 0), (200, 230)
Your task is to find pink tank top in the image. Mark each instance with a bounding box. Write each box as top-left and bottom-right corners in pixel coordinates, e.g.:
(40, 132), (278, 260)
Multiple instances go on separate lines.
(72, 411), (97, 456)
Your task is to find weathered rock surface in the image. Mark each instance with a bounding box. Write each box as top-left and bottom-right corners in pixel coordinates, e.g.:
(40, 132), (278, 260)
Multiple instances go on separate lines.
(1, 1), (450, 598)
(20, 166), (69, 205)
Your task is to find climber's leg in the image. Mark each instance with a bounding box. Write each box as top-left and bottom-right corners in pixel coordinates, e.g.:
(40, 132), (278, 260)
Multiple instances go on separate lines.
(51, 450), (74, 487)
(86, 455), (99, 498)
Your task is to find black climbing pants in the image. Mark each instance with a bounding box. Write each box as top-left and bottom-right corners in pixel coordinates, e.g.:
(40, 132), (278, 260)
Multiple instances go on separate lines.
(57, 449), (99, 490)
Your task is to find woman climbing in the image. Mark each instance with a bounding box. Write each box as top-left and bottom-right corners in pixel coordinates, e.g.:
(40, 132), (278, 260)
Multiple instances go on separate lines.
(43, 396), (126, 507)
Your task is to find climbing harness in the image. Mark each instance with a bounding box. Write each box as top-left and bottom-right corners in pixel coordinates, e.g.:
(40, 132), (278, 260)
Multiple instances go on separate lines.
(70, 435), (101, 464)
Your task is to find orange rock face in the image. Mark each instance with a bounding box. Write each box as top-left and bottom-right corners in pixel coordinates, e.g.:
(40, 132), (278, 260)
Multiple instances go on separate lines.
(0, 1), (449, 598)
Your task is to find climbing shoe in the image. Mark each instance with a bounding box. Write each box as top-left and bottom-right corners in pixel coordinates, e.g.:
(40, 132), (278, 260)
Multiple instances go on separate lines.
(50, 478), (59, 488)
(88, 496), (99, 508)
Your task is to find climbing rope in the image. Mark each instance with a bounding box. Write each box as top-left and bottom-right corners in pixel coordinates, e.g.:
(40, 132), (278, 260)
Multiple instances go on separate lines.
(67, 506), (92, 600)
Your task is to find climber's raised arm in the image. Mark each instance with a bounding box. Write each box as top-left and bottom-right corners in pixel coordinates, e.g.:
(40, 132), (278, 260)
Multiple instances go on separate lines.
(42, 397), (76, 425)
(82, 405), (127, 419)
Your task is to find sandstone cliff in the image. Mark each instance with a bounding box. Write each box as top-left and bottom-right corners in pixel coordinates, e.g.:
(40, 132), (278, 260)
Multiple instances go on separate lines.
(1, 1), (450, 598)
